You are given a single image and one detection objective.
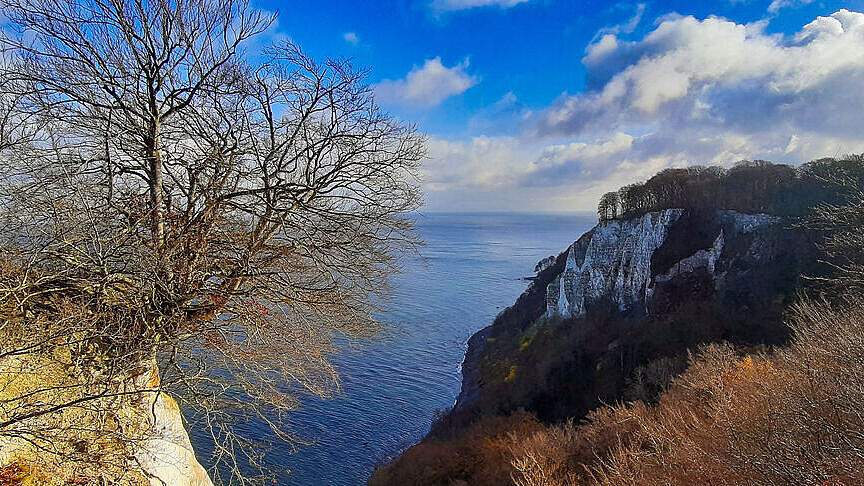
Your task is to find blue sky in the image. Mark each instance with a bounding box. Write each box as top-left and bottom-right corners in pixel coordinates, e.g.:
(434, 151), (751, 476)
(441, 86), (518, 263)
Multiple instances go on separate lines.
(256, 0), (864, 212)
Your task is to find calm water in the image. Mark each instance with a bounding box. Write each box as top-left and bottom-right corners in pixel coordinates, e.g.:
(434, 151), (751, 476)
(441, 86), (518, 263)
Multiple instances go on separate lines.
(192, 212), (596, 485)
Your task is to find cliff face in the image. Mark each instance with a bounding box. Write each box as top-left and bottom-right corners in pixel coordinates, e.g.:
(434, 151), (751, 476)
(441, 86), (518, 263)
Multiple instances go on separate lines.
(545, 210), (685, 320)
(450, 209), (816, 422)
(545, 210), (780, 320)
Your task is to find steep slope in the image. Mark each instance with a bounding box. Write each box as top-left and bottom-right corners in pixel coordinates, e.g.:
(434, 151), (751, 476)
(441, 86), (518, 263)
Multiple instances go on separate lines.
(451, 209), (816, 424)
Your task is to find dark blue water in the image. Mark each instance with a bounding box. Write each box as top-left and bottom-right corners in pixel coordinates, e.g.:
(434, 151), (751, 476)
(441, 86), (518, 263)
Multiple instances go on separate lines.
(194, 212), (596, 485)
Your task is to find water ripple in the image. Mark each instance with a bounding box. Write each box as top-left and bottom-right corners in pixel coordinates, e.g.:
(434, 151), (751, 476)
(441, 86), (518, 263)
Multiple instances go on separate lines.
(189, 212), (595, 485)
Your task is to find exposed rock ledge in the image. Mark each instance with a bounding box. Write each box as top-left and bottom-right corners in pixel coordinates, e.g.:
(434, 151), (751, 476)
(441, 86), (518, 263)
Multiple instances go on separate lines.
(133, 362), (214, 486)
(0, 357), (212, 486)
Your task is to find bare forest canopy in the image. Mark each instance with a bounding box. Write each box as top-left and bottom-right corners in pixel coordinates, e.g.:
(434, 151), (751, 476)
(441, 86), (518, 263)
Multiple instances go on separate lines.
(598, 156), (864, 221)
(0, 0), (424, 482)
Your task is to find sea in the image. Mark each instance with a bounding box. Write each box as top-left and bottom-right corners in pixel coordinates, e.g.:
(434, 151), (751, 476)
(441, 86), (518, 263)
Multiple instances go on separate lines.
(190, 211), (596, 485)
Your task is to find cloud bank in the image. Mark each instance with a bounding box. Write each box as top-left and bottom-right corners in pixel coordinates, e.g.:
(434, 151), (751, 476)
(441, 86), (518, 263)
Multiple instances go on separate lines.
(544, 9), (864, 139)
(425, 9), (864, 212)
(375, 57), (479, 109)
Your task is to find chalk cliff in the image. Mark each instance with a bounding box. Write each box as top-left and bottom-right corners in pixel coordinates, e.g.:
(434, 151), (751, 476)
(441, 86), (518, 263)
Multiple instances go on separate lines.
(453, 209), (814, 419)
(133, 362), (214, 486)
(544, 210), (780, 320)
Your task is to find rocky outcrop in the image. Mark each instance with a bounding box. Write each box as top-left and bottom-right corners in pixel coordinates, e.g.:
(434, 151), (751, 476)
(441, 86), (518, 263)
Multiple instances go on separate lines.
(133, 363), (214, 486)
(534, 255), (556, 274)
(0, 356), (212, 486)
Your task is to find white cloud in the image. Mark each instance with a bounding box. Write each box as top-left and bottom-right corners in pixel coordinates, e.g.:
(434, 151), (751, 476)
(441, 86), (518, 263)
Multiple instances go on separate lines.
(423, 132), (680, 212)
(768, 0), (815, 14)
(541, 10), (864, 138)
(423, 10), (864, 212)
(343, 32), (359, 45)
(430, 0), (532, 12)
(526, 132), (636, 186)
(423, 135), (582, 212)
(425, 136), (530, 191)
(592, 3), (646, 42)
(374, 57), (479, 109)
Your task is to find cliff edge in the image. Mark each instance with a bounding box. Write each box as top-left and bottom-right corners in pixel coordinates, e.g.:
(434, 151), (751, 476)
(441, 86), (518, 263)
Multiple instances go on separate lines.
(0, 356), (212, 486)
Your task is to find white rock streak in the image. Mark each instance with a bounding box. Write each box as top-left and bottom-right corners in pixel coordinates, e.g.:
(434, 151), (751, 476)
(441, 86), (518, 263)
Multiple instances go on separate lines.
(546, 210), (683, 319)
(545, 210), (779, 319)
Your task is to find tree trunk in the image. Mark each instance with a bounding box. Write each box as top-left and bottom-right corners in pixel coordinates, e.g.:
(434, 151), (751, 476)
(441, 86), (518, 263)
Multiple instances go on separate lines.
(148, 122), (165, 253)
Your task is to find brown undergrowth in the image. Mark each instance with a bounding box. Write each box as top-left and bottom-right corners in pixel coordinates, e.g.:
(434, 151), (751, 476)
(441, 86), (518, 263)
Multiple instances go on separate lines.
(507, 297), (864, 486)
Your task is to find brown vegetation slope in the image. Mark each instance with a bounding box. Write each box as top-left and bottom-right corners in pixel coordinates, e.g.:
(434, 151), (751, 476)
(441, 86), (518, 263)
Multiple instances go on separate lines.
(372, 259), (864, 486)
(508, 297), (864, 486)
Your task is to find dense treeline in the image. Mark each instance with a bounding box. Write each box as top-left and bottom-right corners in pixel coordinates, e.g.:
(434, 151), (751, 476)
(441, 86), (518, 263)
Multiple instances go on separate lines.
(598, 156), (864, 220)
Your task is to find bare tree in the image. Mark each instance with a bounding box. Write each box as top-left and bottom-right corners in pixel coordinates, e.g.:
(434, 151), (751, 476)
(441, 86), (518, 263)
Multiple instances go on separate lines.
(597, 191), (619, 221)
(805, 174), (864, 294)
(0, 0), (425, 482)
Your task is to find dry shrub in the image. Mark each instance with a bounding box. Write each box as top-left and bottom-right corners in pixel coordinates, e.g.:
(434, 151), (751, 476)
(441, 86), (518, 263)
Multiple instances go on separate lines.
(508, 420), (580, 486)
(369, 410), (543, 486)
(507, 297), (864, 485)
(0, 464), (27, 486)
(506, 403), (651, 486)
